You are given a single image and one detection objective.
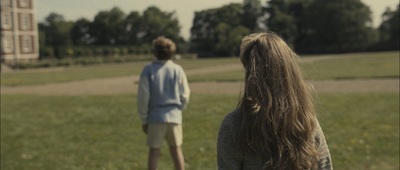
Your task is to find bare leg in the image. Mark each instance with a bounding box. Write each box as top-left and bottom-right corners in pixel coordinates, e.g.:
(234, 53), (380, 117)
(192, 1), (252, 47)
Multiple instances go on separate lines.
(169, 145), (185, 170)
(148, 148), (161, 170)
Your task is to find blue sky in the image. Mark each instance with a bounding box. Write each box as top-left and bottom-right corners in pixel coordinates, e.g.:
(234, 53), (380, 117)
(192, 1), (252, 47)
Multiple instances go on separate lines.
(36, 0), (399, 40)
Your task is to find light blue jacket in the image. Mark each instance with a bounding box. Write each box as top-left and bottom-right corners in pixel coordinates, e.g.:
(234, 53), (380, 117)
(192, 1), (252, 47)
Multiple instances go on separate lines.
(137, 60), (190, 125)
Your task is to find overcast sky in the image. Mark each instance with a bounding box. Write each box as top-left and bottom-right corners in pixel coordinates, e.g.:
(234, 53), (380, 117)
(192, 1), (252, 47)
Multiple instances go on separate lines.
(36, 0), (399, 40)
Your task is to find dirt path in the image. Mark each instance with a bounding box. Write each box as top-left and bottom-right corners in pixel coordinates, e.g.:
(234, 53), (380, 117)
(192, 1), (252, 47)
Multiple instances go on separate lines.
(0, 77), (234, 96)
(190, 79), (399, 94)
(1, 56), (399, 96)
(1, 77), (398, 96)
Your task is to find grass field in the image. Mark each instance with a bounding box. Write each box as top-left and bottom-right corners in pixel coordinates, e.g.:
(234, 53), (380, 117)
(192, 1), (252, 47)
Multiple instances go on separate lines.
(1, 94), (398, 170)
(1, 51), (398, 86)
(1, 51), (399, 169)
(302, 51), (400, 80)
(1, 57), (240, 86)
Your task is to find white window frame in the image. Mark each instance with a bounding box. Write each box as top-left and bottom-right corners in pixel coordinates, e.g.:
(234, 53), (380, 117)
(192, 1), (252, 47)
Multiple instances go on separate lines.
(2, 36), (14, 53)
(1, 12), (12, 29)
(19, 0), (29, 7)
(22, 36), (32, 53)
(20, 13), (31, 30)
(1, 0), (12, 7)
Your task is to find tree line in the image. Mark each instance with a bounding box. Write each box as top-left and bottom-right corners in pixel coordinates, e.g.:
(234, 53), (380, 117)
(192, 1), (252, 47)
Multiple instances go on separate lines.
(39, 6), (185, 58)
(39, 0), (399, 58)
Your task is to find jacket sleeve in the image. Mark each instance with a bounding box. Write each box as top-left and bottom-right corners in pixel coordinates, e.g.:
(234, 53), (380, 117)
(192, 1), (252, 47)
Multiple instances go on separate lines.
(217, 115), (243, 170)
(179, 69), (190, 109)
(314, 119), (333, 170)
(137, 71), (150, 125)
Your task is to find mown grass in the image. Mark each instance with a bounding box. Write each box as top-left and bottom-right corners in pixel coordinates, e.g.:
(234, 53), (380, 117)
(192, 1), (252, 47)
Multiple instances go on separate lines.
(188, 70), (244, 82)
(0, 62), (147, 86)
(0, 94), (236, 170)
(1, 51), (399, 169)
(176, 57), (239, 70)
(188, 51), (399, 82)
(0, 57), (239, 86)
(302, 51), (400, 80)
(2, 51), (398, 86)
(1, 93), (398, 170)
(316, 93), (399, 170)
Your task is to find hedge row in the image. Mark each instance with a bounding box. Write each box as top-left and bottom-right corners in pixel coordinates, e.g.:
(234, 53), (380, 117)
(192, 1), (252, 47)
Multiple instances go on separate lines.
(10, 53), (198, 69)
(40, 44), (152, 59)
(11, 55), (153, 69)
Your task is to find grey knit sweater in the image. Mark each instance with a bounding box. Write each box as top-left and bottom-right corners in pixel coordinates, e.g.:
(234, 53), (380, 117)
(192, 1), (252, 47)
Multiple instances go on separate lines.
(217, 110), (332, 170)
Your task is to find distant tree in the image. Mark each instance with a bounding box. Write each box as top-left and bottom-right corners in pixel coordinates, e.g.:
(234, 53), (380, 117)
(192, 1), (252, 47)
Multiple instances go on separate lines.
(215, 3), (243, 27)
(215, 22), (231, 55)
(378, 5), (399, 50)
(190, 3), (244, 56)
(265, 0), (294, 45)
(91, 7), (126, 45)
(379, 7), (393, 42)
(298, 0), (377, 53)
(45, 12), (64, 23)
(140, 6), (183, 44)
(133, 6), (187, 53)
(38, 13), (74, 58)
(215, 25), (251, 56)
(242, 0), (263, 31)
(121, 11), (143, 45)
(70, 18), (93, 45)
(264, 0), (313, 47)
(38, 6), (189, 58)
(190, 8), (219, 56)
(38, 27), (46, 47)
(41, 13), (73, 46)
(38, 27), (52, 58)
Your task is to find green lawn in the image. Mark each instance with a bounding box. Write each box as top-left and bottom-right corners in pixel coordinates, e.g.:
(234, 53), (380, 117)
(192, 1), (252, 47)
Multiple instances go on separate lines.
(188, 70), (244, 82)
(302, 51), (400, 80)
(1, 94), (399, 170)
(1, 52), (398, 86)
(176, 57), (239, 70)
(1, 57), (240, 86)
(188, 51), (399, 82)
(316, 93), (399, 170)
(0, 62), (147, 86)
(1, 51), (399, 169)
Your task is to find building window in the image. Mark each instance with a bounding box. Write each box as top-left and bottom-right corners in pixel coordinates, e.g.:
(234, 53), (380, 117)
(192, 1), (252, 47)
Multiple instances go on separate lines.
(19, 0), (29, 7)
(20, 13), (31, 30)
(1, 12), (13, 29)
(1, 0), (12, 7)
(2, 36), (14, 53)
(22, 36), (33, 53)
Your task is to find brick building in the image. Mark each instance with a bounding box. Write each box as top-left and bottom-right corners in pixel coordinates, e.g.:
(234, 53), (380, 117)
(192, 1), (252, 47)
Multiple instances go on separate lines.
(1, 0), (39, 63)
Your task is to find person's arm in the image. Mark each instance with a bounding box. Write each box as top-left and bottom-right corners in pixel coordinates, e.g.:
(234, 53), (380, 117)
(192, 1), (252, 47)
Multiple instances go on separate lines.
(314, 120), (333, 170)
(217, 115), (243, 169)
(179, 69), (190, 109)
(137, 72), (150, 126)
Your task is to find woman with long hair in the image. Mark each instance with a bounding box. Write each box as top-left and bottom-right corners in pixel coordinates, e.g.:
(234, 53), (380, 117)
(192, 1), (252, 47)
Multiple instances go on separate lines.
(217, 32), (332, 170)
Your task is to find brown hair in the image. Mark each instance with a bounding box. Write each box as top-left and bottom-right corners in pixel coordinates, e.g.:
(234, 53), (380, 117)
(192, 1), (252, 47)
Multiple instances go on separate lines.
(152, 36), (176, 60)
(237, 32), (319, 169)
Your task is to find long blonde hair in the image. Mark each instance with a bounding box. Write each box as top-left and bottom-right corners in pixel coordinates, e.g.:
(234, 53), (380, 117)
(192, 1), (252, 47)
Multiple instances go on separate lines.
(237, 32), (319, 169)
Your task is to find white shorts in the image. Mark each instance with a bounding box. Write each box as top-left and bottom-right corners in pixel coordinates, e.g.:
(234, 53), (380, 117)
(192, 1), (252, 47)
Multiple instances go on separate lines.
(147, 123), (183, 148)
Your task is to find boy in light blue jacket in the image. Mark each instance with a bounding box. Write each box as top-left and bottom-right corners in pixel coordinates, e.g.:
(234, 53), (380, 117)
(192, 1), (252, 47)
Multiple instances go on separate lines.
(137, 36), (190, 170)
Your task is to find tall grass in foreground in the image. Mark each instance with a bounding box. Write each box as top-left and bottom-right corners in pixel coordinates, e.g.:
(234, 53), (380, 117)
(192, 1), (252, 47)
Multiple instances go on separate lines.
(1, 93), (398, 170)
